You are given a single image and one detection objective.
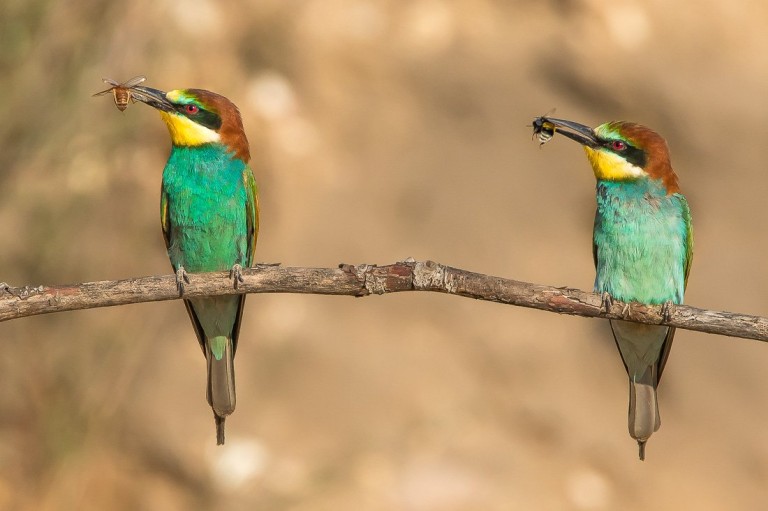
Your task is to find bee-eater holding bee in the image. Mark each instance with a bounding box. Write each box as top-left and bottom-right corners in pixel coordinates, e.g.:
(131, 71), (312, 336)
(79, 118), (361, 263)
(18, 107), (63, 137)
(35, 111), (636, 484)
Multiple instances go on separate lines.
(533, 116), (693, 460)
(133, 85), (259, 445)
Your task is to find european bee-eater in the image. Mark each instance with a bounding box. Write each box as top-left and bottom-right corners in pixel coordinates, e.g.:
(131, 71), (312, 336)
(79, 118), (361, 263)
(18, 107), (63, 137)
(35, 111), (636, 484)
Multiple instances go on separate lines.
(534, 117), (692, 460)
(134, 85), (259, 445)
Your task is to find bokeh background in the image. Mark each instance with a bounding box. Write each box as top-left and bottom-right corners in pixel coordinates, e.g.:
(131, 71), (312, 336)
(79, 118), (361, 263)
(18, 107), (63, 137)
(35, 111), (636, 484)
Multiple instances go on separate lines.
(3, 0), (768, 509)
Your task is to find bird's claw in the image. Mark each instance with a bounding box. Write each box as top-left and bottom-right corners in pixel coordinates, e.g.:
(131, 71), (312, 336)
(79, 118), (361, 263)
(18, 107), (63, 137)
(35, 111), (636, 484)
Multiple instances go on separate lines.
(661, 300), (674, 323)
(175, 267), (190, 296)
(0, 283), (9, 294)
(621, 302), (632, 319)
(230, 264), (244, 289)
(599, 292), (613, 314)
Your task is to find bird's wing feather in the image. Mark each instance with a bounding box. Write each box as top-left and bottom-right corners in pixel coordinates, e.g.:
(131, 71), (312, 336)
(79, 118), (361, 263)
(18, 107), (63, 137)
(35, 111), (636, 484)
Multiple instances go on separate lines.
(230, 167), (259, 355)
(160, 188), (171, 251)
(244, 167), (260, 265)
(656, 327), (675, 382)
(659, 194), (693, 381)
(676, 193), (694, 286)
(183, 300), (208, 353)
(592, 241), (598, 270)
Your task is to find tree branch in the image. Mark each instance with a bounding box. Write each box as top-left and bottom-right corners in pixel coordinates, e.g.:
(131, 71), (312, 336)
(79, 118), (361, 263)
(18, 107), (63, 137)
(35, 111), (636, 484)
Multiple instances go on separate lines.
(1, 260), (766, 342)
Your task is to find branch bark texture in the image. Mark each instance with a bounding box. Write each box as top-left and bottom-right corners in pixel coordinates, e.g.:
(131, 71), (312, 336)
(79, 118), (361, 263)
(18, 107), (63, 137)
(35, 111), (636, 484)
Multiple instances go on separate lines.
(1, 260), (766, 342)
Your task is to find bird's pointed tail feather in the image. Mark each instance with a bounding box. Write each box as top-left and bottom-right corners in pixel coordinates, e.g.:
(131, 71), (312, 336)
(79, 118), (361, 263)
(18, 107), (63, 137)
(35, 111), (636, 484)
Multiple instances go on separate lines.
(206, 335), (236, 445)
(628, 367), (660, 460)
(215, 415), (226, 445)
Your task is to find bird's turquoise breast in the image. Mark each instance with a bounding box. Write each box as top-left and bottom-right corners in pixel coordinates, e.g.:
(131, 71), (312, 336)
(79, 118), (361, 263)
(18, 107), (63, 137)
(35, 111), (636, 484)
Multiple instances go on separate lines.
(162, 144), (250, 272)
(593, 179), (689, 304)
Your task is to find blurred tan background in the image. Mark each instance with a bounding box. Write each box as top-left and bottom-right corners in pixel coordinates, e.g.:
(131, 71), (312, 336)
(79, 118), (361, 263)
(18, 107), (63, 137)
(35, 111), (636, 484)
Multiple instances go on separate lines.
(3, 0), (768, 509)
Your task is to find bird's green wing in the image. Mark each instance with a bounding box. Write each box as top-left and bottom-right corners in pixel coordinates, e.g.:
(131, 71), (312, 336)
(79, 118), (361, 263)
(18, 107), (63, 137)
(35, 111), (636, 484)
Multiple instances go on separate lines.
(658, 193), (693, 380)
(230, 167), (259, 356)
(677, 193), (694, 287)
(244, 167), (259, 266)
(160, 188), (171, 251)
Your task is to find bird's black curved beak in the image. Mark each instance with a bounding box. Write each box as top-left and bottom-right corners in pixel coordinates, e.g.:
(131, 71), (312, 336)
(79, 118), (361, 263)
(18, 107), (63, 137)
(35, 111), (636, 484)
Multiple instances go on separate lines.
(535, 117), (600, 148)
(131, 86), (175, 112)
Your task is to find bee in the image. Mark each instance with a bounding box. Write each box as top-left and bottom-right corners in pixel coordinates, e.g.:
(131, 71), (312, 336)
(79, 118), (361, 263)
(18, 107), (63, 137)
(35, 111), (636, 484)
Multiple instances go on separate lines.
(531, 109), (556, 146)
(93, 75), (147, 111)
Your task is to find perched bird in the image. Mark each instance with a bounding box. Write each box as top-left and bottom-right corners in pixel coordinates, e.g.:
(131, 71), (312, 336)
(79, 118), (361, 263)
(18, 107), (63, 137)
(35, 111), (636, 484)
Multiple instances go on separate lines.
(134, 85), (259, 444)
(534, 117), (692, 460)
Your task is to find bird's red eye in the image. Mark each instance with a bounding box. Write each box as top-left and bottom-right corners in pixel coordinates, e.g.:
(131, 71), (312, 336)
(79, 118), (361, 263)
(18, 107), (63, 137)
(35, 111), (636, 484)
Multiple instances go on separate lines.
(185, 104), (199, 114)
(612, 140), (627, 151)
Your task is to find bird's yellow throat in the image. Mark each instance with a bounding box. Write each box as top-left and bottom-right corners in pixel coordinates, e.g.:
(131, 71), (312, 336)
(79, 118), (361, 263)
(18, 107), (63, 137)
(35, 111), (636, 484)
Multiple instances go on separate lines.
(159, 111), (221, 147)
(584, 146), (645, 181)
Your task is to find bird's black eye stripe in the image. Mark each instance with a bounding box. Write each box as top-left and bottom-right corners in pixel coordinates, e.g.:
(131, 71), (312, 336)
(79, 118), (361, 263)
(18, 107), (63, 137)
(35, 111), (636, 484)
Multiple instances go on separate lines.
(602, 139), (647, 168)
(175, 104), (222, 131)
